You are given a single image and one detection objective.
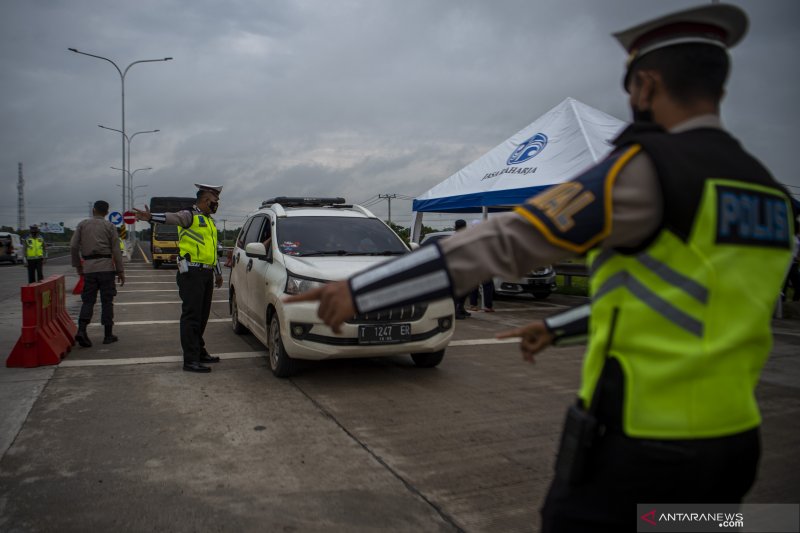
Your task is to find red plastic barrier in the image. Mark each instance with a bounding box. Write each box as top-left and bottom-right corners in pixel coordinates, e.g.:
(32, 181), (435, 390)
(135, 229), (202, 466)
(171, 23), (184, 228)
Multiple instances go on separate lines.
(72, 260), (84, 294)
(7, 275), (77, 368)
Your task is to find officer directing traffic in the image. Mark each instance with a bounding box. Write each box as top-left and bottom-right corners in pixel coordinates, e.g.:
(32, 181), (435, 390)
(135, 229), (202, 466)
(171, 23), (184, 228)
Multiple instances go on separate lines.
(286, 4), (795, 531)
(23, 225), (47, 284)
(134, 184), (224, 373)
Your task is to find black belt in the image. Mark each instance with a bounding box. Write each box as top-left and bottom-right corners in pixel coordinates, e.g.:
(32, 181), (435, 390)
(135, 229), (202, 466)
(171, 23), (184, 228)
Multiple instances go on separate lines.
(83, 254), (112, 260)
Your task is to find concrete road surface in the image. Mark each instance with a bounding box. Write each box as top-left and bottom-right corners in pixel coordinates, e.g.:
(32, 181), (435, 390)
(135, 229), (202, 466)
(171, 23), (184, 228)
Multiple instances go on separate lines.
(0, 257), (798, 532)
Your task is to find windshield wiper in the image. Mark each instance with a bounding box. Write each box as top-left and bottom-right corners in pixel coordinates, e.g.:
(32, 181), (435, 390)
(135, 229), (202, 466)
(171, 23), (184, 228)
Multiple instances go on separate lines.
(361, 250), (407, 256)
(298, 250), (354, 256)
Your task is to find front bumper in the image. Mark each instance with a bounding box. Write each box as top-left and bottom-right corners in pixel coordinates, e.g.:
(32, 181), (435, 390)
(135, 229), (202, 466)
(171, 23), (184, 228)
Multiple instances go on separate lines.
(276, 298), (455, 360)
(495, 272), (556, 294)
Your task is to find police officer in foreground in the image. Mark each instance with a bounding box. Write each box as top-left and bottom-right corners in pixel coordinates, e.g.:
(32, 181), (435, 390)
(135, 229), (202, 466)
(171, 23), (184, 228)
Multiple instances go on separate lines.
(134, 184), (224, 373)
(70, 200), (126, 347)
(23, 225), (47, 283)
(287, 4), (795, 531)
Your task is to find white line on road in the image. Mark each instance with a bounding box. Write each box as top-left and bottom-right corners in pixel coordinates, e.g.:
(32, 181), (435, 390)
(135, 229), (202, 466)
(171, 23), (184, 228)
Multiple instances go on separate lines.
(116, 289), (227, 293)
(59, 352), (263, 367)
(113, 300), (229, 305)
(57, 339), (518, 367)
(88, 318), (229, 326)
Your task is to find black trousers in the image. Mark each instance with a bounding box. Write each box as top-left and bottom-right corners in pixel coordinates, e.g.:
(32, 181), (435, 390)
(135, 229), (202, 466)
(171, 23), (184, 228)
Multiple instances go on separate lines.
(177, 268), (214, 363)
(26, 258), (44, 283)
(540, 424), (760, 533)
(79, 271), (117, 326)
(783, 262), (800, 301)
(469, 280), (494, 309)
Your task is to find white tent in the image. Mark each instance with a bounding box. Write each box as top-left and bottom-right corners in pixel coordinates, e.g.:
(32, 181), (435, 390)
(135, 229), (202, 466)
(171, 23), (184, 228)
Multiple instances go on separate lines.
(411, 97), (626, 241)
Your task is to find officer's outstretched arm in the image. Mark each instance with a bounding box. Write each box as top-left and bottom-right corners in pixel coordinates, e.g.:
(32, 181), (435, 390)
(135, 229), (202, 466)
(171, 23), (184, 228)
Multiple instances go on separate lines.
(496, 304), (589, 363)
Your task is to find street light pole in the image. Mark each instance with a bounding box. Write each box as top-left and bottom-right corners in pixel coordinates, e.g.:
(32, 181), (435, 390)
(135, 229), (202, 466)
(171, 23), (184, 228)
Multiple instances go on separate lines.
(99, 125), (159, 211)
(69, 47), (172, 214)
(113, 167), (151, 248)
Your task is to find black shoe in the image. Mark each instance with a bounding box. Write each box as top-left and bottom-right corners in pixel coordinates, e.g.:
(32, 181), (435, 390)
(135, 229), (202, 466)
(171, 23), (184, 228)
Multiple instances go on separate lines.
(102, 335), (119, 344)
(200, 354), (220, 363)
(75, 331), (92, 347)
(183, 362), (211, 373)
(455, 312), (469, 320)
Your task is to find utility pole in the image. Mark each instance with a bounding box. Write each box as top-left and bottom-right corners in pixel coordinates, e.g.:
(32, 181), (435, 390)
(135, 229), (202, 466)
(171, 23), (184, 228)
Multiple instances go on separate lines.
(220, 218), (227, 245)
(17, 163), (25, 231)
(378, 194), (397, 226)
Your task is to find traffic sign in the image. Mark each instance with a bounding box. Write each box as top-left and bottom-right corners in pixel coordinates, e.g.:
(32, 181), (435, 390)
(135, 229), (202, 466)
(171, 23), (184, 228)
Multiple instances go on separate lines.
(109, 212), (123, 226)
(123, 211), (137, 224)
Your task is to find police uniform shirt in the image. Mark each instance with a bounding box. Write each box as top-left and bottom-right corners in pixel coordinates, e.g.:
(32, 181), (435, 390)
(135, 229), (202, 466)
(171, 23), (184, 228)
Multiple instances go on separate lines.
(70, 215), (125, 275)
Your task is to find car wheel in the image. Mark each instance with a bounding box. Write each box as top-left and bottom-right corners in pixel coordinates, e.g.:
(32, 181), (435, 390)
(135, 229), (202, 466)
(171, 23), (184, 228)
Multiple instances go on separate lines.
(532, 291), (551, 300)
(268, 315), (298, 378)
(411, 350), (445, 368)
(153, 260), (161, 269)
(230, 290), (248, 334)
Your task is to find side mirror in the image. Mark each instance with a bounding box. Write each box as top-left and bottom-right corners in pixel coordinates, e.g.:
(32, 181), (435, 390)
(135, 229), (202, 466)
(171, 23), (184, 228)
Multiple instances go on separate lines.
(409, 242), (420, 251)
(245, 242), (268, 260)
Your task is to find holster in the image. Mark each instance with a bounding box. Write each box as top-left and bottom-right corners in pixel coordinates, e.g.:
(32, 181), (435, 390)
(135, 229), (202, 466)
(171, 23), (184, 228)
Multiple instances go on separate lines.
(554, 403), (599, 486)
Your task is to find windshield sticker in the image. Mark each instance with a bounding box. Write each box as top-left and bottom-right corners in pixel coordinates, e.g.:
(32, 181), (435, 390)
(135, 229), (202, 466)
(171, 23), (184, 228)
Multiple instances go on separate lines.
(281, 241), (300, 255)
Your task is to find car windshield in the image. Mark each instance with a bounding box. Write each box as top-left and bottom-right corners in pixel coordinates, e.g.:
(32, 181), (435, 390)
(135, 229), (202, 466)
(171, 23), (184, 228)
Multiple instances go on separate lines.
(154, 225), (179, 241)
(276, 216), (408, 257)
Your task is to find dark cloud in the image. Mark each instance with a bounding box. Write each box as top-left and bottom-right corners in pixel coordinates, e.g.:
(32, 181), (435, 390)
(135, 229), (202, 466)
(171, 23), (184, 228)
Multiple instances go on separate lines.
(1, 0), (798, 230)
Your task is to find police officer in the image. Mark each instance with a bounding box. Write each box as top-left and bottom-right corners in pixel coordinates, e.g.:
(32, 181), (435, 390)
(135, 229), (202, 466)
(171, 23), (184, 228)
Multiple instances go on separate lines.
(134, 184), (224, 373)
(286, 4), (795, 531)
(24, 225), (47, 283)
(70, 201), (126, 347)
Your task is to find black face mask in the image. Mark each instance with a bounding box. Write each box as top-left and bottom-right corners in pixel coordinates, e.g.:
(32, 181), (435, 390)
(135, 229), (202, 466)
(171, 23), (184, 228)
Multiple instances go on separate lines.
(208, 201), (219, 214)
(631, 105), (654, 124)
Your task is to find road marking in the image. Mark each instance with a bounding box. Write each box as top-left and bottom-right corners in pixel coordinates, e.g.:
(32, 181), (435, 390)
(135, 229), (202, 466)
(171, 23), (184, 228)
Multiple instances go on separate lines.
(59, 351), (263, 367)
(88, 318), (229, 326)
(116, 289), (227, 293)
(113, 300), (229, 305)
(449, 338), (519, 346)
(137, 243), (150, 264)
(58, 339), (518, 367)
(123, 281), (180, 284)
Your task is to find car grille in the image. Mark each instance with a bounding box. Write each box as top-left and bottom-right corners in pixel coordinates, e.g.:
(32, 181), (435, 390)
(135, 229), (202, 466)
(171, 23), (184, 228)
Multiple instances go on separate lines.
(159, 247), (180, 254)
(346, 303), (428, 324)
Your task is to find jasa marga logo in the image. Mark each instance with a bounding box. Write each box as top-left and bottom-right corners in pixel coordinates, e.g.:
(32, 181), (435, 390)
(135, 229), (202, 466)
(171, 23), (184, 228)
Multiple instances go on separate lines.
(507, 132), (548, 165)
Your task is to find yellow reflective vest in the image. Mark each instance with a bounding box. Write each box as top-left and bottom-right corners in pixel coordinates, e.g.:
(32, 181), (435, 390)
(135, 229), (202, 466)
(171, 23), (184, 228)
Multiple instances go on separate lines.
(178, 213), (218, 265)
(581, 130), (794, 439)
(25, 237), (44, 259)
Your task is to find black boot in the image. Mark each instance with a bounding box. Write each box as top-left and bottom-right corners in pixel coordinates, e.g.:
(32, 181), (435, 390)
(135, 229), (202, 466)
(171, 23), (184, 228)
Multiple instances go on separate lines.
(102, 324), (118, 344)
(75, 320), (92, 347)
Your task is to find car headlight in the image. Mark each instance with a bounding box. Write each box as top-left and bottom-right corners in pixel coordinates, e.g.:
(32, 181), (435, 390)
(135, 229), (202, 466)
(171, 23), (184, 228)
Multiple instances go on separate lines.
(285, 274), (327, 295)
(532, 266), (552, 276)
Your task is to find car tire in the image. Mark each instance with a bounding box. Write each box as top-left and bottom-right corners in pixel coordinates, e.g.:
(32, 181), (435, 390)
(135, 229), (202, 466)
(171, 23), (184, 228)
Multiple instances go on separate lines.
(532, 291), (551, 300)
(230, 290), (248, 334)
(153, 260), (161, 269)
(411, 350), (445, 368)
(268, 314), (299, 378)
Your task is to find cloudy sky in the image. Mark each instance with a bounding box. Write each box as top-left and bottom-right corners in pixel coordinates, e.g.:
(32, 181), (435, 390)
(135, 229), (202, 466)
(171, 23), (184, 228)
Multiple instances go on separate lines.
(1, 0), (798, 233)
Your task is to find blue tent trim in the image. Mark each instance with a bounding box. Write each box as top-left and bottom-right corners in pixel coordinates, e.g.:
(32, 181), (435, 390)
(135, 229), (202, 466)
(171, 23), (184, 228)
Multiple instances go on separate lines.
(412, 185), (551, 213)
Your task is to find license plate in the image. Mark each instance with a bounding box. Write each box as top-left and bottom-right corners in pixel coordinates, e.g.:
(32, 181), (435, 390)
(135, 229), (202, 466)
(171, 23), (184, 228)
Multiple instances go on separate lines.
(358, 324), (411, 345)
(527, 279), (546, 286)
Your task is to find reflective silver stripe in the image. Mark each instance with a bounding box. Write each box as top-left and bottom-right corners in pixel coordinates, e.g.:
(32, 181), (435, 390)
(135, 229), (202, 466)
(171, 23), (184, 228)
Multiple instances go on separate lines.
(637, 253), (709, 304)
(351, 245), (441, 291)
(151, 213), (167, 224)
(590, 249), (615, 275)
(355, 270), (450, 313)
(180, 228), (205, 245)
(594, 271), (704, 337)
(545, 304), (590, 330)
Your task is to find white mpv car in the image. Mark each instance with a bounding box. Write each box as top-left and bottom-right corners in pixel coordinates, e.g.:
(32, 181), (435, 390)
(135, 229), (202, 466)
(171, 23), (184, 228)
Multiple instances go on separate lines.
(229, 197), (455, 377)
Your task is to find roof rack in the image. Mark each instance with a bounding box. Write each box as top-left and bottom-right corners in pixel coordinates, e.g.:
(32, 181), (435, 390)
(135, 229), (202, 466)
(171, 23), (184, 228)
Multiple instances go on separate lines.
(260, 197), (347, 209)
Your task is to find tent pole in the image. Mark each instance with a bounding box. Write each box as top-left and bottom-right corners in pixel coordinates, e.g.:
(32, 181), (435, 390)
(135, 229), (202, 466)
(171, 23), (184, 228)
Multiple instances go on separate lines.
(411, 211), (424, 243)
(482, 206), (488, 221)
